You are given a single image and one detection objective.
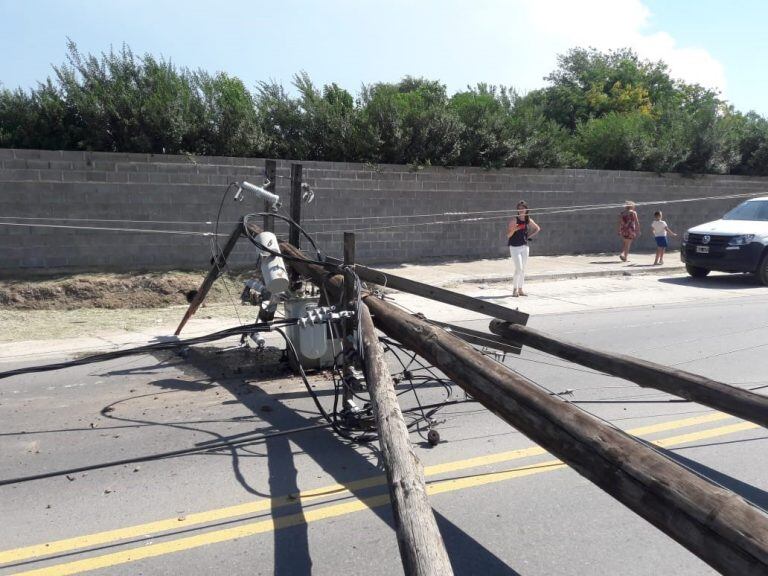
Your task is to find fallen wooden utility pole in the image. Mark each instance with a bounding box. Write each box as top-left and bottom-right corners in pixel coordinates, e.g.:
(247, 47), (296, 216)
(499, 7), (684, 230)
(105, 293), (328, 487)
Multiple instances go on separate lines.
(170, 222), (453, 575)
(359, 304), (454, 576)
(354, 264), (529, 328)
(176, 226), (530, 336)
(364, 296), (768, 576)
(274, 231), (453, 575)
(349, 232), (452, 575)
(489, 320), (768, 430)
(425, 318), (521, 355)
(277, 240), (768, 576)
(175, 218), (244, 335)
(175, 218), (283, 336)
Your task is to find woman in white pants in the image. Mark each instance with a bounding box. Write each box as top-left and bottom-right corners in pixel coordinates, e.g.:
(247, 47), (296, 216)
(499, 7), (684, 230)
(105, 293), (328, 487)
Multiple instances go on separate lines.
(507, 201), (541, 297)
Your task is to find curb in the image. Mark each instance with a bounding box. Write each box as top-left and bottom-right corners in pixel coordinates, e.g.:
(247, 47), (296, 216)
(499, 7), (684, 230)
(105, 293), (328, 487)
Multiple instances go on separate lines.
(444, 265), (688, 287)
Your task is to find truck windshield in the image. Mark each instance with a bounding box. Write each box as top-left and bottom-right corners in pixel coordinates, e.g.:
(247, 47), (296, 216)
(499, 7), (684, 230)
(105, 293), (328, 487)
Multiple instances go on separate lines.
(723, 200), (768, 221)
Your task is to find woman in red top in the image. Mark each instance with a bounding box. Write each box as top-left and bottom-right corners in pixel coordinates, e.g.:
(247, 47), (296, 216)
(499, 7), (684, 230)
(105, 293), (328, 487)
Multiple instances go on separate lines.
(618, 201), (640, 262)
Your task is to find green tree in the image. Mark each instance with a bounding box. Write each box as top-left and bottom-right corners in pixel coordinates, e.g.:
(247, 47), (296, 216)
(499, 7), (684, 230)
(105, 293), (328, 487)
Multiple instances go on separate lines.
(449, 84), (514, 167)
(732, 112), (768, 176)
(359, 77), (461, 165)
(539, 47), (675, 130)
(52, 40), (199, 153)
(5, 41), (768, 176)
(0, 88), (36, 148)
(292, 72), (373, 161)
(507, 94), (580, 168)
(665, 85), (740, 174)
(577, 111), (655, 170)
(255, 80), (306, 159)
(186, 71), (262, 157)
(0, 81), (70, 150)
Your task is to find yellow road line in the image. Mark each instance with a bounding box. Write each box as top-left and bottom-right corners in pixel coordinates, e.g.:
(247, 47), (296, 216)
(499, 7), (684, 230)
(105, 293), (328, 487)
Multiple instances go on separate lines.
(9, 495), (390, 576)
(654, 421), (758, 448)
(9, 419), (760, 576)
(625, 411), (731, 436)
(0, 410), (735, 566)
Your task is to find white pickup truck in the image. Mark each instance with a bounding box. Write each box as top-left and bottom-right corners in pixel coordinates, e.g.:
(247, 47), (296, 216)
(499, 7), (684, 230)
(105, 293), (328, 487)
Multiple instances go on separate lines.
(681, 196), (768, 285)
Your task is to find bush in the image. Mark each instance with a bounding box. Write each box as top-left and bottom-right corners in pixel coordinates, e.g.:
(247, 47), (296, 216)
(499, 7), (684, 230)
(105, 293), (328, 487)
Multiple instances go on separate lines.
(2, 42), (768, 176)
(577, 112), (654, 170)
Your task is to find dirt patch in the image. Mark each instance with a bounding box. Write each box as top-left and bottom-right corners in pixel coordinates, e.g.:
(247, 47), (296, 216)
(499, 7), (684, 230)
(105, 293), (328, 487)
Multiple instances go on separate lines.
(0, 271), (252, 310)
(186, 346), (292, 382)
(0, 304), (245, 344)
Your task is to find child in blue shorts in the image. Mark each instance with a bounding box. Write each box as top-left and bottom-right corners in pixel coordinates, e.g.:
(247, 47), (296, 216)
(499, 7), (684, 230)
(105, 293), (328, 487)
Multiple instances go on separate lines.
(651, 210), (677, 265)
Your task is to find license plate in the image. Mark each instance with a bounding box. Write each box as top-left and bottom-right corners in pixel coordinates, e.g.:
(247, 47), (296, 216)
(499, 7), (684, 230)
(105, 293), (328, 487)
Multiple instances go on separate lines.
(696, 246), (709, 254)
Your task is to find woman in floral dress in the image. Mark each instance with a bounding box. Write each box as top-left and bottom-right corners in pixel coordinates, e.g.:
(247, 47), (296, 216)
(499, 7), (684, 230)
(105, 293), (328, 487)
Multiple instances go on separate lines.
(618, 201), (640, 262)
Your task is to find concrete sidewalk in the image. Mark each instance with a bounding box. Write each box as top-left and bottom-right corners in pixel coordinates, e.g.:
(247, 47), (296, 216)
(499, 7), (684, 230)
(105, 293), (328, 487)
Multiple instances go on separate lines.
(373, 251), (686, 287)
(0, 251), (687, 363)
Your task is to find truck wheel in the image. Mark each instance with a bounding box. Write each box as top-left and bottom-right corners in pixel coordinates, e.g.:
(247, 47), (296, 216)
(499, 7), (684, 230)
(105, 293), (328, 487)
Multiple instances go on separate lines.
(686, 264), (710, 278)
(759, 255), (768, 286)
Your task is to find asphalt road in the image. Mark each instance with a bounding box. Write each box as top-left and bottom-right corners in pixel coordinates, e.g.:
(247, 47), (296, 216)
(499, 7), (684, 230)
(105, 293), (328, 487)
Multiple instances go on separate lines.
(1, 272), (767, 576)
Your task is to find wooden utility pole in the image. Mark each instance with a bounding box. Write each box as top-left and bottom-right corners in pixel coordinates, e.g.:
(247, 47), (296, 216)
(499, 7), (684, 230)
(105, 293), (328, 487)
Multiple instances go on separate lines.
(289, 163), (303, 248)
(277, 239), (768, 576)
(343, 232), (356, 304)
(354, 265), (529, 326)
(291, 231), (454, 574)
(489, 321), (768, 429)
(234, 230), (453, 574)
(359, 304), (454, 576)
(425, 318), (521, 354)
(364, 296), (768, 576)
(341, 232), (358, 408)
(175, 219), (244, 335)
(264, 159), (276, 232)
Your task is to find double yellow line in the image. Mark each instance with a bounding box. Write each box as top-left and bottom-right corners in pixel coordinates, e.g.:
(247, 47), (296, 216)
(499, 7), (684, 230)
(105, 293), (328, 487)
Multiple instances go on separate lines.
(1, 411), (758, 576)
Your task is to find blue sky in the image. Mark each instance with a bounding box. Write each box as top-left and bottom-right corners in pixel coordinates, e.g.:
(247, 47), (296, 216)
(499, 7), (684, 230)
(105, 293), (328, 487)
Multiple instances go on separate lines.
(1, 0), (766, 115)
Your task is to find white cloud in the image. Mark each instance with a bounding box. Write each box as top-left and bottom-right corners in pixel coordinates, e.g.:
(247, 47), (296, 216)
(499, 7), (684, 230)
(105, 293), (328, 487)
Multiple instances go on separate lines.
(633, 31), (726, 93)
(518, 0), (726, 94)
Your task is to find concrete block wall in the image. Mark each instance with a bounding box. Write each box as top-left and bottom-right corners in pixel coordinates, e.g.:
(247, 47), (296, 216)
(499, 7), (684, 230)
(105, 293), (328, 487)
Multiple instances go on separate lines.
(1, 147), (767, 272)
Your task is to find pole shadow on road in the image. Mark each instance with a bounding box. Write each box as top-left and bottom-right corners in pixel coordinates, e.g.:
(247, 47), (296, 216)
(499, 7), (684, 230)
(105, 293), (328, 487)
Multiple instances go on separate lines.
(640, 439), (768, 510)
(95, 356), (316, 574)
(172, 346), (523, 576)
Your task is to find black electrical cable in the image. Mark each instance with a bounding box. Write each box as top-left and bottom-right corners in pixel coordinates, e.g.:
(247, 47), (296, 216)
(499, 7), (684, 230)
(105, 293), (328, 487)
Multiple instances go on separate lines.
(387, 339), (431, 426)
(211, 184), (329, 270)
(0, 398), (478, 488)
(0, 423), (328, 488)
(213, 182), (240, 263)
(241, 207), (372, 440)
(381, 335), (462, 430)
(384, 337), (455, 399)
(248, 189), (403, 440)
(242, 213), (338, 270)
(264, 211), (324, 262)
(274, 327), (376, 443)
(0, 320), (297, 381)
(0, 184), (482, 484)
